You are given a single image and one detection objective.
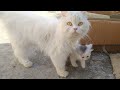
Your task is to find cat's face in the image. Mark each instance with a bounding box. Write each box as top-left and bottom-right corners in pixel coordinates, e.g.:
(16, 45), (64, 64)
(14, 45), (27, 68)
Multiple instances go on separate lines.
(77, 44), (93, 61)
(60, 11), (90, 38)
(79, 50), (92, 61)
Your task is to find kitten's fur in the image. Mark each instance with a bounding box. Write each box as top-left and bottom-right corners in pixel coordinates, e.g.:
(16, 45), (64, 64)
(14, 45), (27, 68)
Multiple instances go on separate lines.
(0, 11), (90, 77)
(70, 44), (93, 68)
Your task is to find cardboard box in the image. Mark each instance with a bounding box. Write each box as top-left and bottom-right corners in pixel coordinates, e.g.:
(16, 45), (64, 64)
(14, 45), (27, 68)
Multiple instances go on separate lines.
(88, 11), (120, 15)
(81, 19), (120, 45)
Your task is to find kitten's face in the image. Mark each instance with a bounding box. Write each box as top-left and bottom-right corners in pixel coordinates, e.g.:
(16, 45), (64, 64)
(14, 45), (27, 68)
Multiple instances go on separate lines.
(60, 11), (90, 37)
(79, 50), (92, 61)
(76, 44), (93, 61)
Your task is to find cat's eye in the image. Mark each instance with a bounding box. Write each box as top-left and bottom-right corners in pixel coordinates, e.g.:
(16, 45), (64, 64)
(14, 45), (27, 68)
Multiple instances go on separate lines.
(87, 56), (89, 58)
(67, 22), (72, 26)
(82, 57), (84, 58)
(78, 22), (83, 26)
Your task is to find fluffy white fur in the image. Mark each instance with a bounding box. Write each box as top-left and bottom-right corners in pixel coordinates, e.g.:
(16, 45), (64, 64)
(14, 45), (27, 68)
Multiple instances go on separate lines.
(0, 11), (90, 77)
(70, 44), (93, 68)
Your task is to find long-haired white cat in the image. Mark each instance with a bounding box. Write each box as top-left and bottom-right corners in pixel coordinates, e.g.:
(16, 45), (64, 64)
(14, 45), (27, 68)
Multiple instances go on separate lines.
(0, 11), (90, 77)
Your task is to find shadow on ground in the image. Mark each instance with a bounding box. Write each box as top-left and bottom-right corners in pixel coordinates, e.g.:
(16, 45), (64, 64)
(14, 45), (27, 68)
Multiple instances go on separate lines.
(0, 43), (115, 79)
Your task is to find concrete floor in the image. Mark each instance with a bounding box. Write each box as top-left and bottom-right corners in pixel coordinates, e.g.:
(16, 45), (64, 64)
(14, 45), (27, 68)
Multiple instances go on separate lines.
(0, 43), (115, 79)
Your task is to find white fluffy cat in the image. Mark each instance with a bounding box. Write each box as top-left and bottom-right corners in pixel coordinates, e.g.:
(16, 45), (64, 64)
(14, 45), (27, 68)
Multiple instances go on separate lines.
(70, 44), (93, 68)
(0, 11), (90, 77)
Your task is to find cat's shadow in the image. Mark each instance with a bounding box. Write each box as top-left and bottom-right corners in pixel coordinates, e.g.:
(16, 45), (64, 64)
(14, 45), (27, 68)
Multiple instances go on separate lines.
(11, 49), (90, 79)
(64, 58), (89, 79)
(29, 51), (88, 79)
(29, 50), (53, 68)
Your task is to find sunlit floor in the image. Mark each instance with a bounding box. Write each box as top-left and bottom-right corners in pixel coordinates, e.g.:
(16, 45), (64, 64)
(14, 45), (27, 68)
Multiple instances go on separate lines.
(0, 20), (10, 44)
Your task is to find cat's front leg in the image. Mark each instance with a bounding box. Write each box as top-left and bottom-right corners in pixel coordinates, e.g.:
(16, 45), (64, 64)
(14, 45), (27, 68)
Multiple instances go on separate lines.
(50, 55), (69, 78)
(70, 54), (78, 67)
(80, 60), (85, 69)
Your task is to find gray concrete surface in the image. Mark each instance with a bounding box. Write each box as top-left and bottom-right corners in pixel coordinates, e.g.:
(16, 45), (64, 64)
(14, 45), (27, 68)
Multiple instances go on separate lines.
(0, 43), (115, 79)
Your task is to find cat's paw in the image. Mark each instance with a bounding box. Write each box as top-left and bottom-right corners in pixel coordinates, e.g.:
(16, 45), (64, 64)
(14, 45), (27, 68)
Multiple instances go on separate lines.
(22, 60), (33, 68)
(57, 71), (69, 78)
(81, 65), (85, 69)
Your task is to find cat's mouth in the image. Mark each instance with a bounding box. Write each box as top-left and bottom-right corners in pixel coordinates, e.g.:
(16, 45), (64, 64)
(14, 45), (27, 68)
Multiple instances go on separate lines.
(73, 31), (80, 35)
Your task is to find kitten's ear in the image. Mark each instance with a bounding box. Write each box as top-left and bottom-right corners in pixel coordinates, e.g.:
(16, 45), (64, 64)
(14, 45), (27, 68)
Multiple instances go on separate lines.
(86, 44), (93, 49)
(91, 49), (94, 52)
(61, 11), (68, 17)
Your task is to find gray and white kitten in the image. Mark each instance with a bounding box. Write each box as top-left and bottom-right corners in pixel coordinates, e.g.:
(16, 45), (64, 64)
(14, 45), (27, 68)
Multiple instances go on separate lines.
(70, 44), (94, 68)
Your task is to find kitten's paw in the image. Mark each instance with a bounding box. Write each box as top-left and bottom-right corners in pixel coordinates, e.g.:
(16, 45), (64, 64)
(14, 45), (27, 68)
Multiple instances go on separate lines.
(22, 60), (33, 68)
(81, 65), (85, 69)
(81, 61), (86, 69)
(57, 71), (69, 78)
(72, 63), (78, 67)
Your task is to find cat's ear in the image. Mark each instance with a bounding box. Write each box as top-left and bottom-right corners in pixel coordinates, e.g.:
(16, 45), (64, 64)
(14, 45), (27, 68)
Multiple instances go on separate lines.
(81, 11), (88, 18)
(87, 44), (94, 52)
(81, 11), (87, 14)
(61, 11), (68, 17)
(86, 44), (93, 49)
(90, 49), (94, 52)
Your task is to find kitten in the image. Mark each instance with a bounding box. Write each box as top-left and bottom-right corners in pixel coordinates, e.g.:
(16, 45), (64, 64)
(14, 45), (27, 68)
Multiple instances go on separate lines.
(0, 11), (90, 77)
(70, 44), (93, 68)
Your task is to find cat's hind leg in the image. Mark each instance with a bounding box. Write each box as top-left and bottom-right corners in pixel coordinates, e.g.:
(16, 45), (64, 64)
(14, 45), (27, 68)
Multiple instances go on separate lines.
(12, 44), (33, 68)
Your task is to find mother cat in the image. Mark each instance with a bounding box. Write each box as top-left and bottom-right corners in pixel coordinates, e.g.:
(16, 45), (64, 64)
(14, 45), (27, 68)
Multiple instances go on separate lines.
(0, 11), (90, 77)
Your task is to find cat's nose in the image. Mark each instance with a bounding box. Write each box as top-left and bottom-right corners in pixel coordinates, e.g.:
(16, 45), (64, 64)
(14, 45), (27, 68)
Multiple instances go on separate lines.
(74, 28), (78, 31)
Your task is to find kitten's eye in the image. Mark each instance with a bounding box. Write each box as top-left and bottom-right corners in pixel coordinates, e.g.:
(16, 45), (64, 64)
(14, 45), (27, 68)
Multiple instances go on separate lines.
(82, 57), (84, 58)
(87, 56), (89, 58)
(67, 22), (72, 26)
(78, 22), (83, 26)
